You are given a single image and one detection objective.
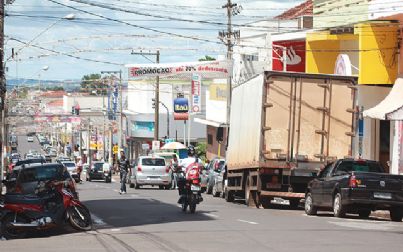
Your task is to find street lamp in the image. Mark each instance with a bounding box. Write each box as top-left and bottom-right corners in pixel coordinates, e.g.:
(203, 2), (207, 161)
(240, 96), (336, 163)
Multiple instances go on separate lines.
(6, 13), (76, 62)
(152, 99), (170, 138)
(38, 65), (49, 92)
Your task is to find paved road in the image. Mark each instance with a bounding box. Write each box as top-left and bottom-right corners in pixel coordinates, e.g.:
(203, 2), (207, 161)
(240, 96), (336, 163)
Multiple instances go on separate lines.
(2, 178), (403, 252)
(2, 135), (403, 251)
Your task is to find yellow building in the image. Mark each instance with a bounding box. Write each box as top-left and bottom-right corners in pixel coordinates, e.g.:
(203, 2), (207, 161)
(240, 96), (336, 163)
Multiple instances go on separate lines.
(306, 21), (399, 85)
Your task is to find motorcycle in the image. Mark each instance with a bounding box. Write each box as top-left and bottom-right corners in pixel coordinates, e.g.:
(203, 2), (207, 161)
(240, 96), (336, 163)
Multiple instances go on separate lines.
(180, 163), (203, 214)
(0, 180), (92, 239)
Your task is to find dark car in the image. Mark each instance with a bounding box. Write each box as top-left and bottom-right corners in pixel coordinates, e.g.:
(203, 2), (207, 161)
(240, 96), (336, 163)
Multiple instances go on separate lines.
(86, 161), (111, 183)
(201, 158), (225, 194)
(305, 159), (403, 221)
(14, 158), (46, 170)
(3, 163), (77, 198)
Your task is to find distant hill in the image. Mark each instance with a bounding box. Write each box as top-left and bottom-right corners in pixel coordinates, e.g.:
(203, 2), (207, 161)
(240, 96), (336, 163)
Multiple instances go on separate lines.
(6, 78), (81, 92)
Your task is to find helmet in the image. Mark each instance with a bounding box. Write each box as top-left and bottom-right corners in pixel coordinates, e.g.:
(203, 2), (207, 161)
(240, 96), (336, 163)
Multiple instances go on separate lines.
(187, 145), (195, 156)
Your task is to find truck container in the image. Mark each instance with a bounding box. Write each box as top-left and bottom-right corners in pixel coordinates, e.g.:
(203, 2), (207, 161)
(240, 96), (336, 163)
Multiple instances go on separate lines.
(225, 71), (358, 208)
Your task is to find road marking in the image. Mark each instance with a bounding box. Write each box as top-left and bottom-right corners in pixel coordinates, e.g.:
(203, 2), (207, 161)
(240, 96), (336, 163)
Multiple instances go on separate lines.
(91, 214), (107, 226)
(328, 220), (396, 231)
(237, 219), (258, 225)
(202, 213), (219, 218)
(110, 228), (121, 232)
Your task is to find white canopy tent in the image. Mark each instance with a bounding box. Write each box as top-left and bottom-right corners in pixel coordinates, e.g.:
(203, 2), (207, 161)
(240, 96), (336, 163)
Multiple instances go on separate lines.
(363, 77), (403, 120)
(363, 76), (403, 175)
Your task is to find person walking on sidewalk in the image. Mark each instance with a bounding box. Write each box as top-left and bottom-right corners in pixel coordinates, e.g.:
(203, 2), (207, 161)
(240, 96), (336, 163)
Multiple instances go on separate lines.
(118, 151), (129, 194)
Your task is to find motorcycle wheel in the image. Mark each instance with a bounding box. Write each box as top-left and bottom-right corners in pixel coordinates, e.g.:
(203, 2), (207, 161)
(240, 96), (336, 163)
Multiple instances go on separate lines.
(1, 213), (28, 240)
(189, 194), (197, 214)
(68, 205), (92, 231)
(181, 200), (188, 212)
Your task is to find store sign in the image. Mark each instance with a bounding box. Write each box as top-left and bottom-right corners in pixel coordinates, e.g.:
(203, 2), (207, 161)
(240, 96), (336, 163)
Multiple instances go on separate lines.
(173, 98), (189, 120)
(272, 40), (306, 72)
(334, 54), (353, 76)
(191, 74), (202, 113)
(209, 84), (226, 101)
(127, 60), (230, 79)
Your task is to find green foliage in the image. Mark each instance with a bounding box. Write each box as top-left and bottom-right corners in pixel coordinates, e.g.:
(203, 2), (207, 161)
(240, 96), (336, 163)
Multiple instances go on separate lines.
(195, 142), (207, 162)
(45, 86), (64, 91)
(198, 55), (216, 62)
(80, 73), (106, 95)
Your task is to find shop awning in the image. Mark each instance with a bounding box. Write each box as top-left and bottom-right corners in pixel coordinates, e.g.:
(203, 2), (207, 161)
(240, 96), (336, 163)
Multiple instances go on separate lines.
(363, 77), (403, 120)
(194, 118), (228, 128)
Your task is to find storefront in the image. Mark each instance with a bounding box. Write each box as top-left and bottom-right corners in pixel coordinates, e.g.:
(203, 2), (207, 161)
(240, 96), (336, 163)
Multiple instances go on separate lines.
(305, 21), (399, 169)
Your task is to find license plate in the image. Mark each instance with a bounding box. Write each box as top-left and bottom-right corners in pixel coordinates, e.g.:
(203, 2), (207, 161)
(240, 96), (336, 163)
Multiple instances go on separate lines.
(148, 176), (159, 179)
(374, 192), (392, 200)
(191, 185), (201, 191)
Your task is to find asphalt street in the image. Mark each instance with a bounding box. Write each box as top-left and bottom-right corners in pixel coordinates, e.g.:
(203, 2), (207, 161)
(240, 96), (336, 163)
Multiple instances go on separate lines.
(2, 136), (403, 252)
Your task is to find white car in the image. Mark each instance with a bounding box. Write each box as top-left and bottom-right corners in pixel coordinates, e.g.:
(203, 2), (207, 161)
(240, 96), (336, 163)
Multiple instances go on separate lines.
(129, 156), (171, 189)
(61, 161), (79, 183)
(27, 136), (34, 142)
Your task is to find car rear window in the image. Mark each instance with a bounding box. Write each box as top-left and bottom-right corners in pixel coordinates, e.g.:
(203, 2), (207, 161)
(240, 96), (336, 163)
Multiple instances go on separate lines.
(93, 163), (104, 171)
(142, 158), (165, 166)
(19, 165), (66, 183)
(337, 161), (384, 173)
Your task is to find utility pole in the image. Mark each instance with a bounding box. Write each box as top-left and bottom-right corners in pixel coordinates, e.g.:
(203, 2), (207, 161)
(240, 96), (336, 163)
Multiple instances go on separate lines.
(0, 0), (5, 189)
(154, 50), (160, 141)
(131, 50), (160, 141)
(221, 0), (241, 147)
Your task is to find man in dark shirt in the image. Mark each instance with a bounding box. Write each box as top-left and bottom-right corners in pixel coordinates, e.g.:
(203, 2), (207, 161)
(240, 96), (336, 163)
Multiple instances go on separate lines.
(118, 151), (129, 194)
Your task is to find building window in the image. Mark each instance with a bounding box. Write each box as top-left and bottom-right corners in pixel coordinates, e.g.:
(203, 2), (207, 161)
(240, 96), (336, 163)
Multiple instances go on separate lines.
(207, 134), (213, 145)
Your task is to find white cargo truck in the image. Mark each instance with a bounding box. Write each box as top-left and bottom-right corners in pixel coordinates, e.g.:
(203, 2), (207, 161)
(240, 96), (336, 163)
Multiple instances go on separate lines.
(225, 71), (358, 208)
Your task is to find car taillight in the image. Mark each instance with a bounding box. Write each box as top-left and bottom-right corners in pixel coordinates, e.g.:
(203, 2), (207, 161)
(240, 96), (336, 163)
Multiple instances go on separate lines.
(193, 179), (199, 184)
(165, 166), (170, 173)
(137, 166), (142, 172)
(349, 174), (357, 188)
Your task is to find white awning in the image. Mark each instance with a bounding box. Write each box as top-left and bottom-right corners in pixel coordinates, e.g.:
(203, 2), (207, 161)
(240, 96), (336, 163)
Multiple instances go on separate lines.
(194, 118), (228, 128)
(363, 77), (403, 120)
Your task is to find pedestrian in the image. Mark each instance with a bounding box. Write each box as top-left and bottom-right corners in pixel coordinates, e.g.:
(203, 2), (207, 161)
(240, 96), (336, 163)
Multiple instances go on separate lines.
(118, 151), (129, 194)
(171, 154), (179, 189)
(76, 156), (83, 183)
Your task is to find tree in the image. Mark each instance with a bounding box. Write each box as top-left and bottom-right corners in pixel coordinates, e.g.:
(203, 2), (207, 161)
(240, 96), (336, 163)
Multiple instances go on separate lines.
(198, 55), (216, 62)
(80, 73), (106, 95)
(195, 142), (207, 162)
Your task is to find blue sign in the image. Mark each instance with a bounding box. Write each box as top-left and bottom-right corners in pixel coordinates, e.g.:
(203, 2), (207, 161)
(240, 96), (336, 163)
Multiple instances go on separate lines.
(173, 98), (189, 113)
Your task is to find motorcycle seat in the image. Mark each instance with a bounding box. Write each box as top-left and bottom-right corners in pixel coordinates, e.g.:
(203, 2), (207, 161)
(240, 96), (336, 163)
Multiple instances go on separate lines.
(4, 193), (43, 205)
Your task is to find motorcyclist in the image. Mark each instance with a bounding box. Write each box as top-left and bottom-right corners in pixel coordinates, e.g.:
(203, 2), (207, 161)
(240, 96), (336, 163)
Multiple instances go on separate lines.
(176, 145), (203, 204)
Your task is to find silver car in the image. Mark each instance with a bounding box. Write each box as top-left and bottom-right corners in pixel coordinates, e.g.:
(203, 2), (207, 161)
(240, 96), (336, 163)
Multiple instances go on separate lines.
(129, 156), (171, 189)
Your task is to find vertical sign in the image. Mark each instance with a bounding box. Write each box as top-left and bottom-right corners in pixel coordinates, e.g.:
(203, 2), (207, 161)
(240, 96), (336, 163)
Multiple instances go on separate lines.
(358, 119), (364, 157)
(191, 73), (202, 113)
(173, 98), (189, 120)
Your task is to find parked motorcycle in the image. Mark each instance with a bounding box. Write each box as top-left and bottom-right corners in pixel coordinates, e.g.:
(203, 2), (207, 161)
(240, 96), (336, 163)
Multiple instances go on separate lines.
(0, 180), (92, 239)
(180, 163), (203, 214)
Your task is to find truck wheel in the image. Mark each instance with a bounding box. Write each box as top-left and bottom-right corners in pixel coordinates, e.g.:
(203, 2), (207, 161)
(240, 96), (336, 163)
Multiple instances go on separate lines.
(390, 207), (402, 222)
(304, 193), (317, 215)
(358, 210), (371, 219)
(333, 193), (346, 218)
(289, 199), (300, 209)
(245, 175), (257, 207)
(261, 197), (271, 209)
(225, 188), (234, 202)
(129, 183), (134, 188)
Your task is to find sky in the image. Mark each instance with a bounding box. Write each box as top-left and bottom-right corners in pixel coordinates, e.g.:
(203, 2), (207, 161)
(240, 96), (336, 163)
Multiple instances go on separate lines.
(5, 0), (304, 81)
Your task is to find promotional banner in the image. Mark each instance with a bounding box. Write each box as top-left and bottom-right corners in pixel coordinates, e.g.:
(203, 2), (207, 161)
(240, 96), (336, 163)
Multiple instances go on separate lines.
(173, 97), (189, 120)
(272, 40), (306, 72)
(126, 60), (230, 80)
(191, 74), (202, 113)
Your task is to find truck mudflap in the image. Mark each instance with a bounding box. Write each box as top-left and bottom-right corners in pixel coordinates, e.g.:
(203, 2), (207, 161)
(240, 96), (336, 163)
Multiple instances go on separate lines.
(260, 191), (305, 199)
